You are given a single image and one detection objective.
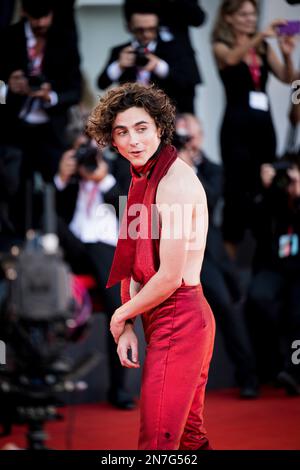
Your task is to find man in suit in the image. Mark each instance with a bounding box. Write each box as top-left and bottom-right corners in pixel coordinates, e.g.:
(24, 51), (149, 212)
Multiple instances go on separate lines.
(97, 5), (195, 113)
(123, 0), (206, 113)
(176, 114), (259, 398)
(54, 134), (135, 409)
(0, 0), (82, 182)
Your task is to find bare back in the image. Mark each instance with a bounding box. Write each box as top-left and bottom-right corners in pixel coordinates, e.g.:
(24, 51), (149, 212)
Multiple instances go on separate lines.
(156, 158), (208, 286)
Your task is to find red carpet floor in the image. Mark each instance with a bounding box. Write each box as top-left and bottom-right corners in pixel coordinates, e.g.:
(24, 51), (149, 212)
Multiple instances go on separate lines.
(1, 386), (299, 450)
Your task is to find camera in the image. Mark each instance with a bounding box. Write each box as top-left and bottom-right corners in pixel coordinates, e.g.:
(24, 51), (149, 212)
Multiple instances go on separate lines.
(28, 74), (46, 92)
(272, 160), (293, 191)
(134, 46), (150, 67)
(74, 143), (100, 174)
(173, 131), (192, 151)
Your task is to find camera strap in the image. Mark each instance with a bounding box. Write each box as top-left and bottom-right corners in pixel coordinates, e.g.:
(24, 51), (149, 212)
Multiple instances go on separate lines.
(248, 48), (261, 91)
(80, 181), (100, 217)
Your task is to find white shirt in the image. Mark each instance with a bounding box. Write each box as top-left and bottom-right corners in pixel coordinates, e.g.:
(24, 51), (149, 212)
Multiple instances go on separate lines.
(107, 40), (169, 85)
(54, 174), (119, 246)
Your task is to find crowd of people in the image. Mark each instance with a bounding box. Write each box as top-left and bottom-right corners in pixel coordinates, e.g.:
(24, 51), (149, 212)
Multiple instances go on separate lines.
(0, 0), (300, 422)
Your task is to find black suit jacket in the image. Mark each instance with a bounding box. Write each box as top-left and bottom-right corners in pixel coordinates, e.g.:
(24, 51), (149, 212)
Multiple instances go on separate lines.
(124, 0), (205, 85)
(0, 19), (82, 143)
(97, 38), (199, 110)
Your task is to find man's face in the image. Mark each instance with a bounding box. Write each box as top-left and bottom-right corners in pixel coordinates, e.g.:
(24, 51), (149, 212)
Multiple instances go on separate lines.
(25, 12), (53, 37)
(185, 118), (204, 157)
(129, 13), (159, 46)
(112, 106), (161, 170)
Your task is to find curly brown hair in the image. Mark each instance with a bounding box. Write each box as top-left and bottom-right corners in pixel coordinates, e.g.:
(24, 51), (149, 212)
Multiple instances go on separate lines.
(86, 82), (176, 148)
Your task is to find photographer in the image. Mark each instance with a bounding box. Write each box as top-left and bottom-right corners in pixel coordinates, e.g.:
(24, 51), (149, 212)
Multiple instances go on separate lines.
(97, 5), (194, 113)
(54, 135), (135, 410)
(0, 0), (81, 182)
(175, 114), (259, 398)
(247, 154), (300, 394)
(124, 0), (207, 113)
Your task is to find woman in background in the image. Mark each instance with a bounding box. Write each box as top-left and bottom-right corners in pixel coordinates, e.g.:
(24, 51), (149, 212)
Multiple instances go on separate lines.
(212, 0), (296, 259)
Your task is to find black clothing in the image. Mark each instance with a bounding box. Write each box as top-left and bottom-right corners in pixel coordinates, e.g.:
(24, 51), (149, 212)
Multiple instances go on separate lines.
(97, 37), (197, 113)
(197, 154), (258, 388)
(218, 44), (277, 243)
(123, 0), (205, 112)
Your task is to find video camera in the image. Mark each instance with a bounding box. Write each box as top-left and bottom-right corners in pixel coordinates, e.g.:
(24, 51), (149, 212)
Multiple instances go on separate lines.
(272, 160), (293, 191)
(0, 184), (100, 449)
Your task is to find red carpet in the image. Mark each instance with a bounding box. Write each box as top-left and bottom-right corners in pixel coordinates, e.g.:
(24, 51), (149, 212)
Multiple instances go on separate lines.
(1, 387), (299, 450)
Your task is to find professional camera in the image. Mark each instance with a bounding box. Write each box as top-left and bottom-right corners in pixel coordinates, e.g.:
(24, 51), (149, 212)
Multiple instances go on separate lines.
(173, 130), (192, 151)
(28, 74), (46, 92)
(74, 143), (100, 174)
(134, 45), (150, 67)
(272, 160), (293, 191)
(0, 185), (99, 449)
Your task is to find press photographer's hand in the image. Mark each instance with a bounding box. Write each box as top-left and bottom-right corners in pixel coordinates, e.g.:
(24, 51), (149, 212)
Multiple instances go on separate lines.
(287, 166), (300, 197)
(119, 45), (136, 70)
(261, 163), (276, 188)
(30, 82), (52, 103)
(58, 149), (77, 183)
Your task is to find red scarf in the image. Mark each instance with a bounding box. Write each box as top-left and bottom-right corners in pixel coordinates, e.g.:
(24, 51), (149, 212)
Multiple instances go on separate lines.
(106, 144), (177, 289)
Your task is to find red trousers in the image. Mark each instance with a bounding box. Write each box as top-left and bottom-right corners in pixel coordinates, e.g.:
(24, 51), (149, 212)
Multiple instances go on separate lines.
(138, 284), (215, 450)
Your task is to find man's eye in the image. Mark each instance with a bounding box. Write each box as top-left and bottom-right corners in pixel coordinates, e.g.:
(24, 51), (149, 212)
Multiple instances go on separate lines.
(137, 127), (147, 132)
(118, 130), (127, 136)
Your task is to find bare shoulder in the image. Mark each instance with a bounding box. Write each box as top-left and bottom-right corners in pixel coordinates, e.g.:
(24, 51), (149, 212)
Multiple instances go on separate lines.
(156, 158), (206, 205)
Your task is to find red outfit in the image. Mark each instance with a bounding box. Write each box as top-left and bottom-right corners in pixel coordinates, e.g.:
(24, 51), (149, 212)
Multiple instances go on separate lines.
(107, 145), (215, 450)
(139, 283), (215, 450)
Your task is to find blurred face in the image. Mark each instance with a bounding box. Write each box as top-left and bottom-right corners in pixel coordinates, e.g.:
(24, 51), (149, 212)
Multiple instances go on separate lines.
(25, 12), (53, 37)
(185, 117), (204, 157)
(226, 1), (257, 36)
(112, 107), (161, 169)
(129, 13), (159, 46)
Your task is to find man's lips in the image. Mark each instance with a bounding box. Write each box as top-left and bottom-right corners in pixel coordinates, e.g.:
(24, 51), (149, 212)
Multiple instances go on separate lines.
(130, 150), (143, 156)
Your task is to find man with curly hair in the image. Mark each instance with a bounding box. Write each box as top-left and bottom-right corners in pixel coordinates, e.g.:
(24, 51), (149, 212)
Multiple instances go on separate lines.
(87, 82), (215, 450)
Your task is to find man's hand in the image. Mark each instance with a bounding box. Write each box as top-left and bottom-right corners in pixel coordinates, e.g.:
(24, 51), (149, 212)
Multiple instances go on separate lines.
(58, 149), (77, 183)
(8, 70), (30, 95)
(261, 163), (276, 188)
(119, 45), (136, 70)
(143, 53), (161, 73)
(30, 82), (52, 103)
(117, 324), (140, 369)
(287, 166), (300, 198)
(110, 309), (126, 344)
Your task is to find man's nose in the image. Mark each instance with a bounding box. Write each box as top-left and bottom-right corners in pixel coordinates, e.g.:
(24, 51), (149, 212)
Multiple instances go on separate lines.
(129, 132), (139, 146)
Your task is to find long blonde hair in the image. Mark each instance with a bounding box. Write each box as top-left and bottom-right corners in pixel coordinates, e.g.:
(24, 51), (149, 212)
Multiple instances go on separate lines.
(211, 0), (259, 46)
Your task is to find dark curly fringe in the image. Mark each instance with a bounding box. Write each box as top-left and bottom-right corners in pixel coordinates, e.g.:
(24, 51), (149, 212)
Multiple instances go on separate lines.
(86, 82), (176, 148)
